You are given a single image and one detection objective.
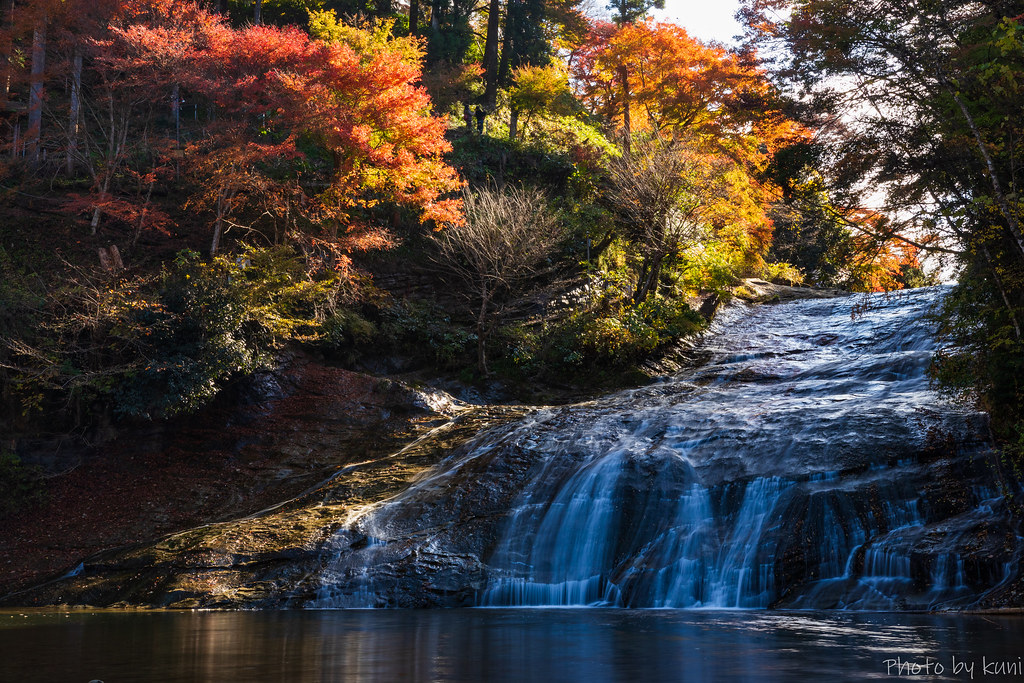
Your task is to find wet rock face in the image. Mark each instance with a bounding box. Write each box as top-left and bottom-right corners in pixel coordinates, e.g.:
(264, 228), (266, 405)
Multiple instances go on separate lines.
(7, 287), (1023, 610)
(1, 405), (526, 609)
(734, 278), (851, 303)
(311, 288), (1022, 610)
(0, 351), (466, 599)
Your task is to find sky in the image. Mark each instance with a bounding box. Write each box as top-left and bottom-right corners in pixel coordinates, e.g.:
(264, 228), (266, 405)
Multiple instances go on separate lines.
(649, 0), (745, 46)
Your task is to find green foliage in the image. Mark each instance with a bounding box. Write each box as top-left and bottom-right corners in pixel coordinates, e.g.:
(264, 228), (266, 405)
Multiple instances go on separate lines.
(607, 0), (664, 24)
(931, 262), (1024, 432)
(894, 263), (938, 290)
(115, 246), (345, 417)
(573, 297), (700, 366)
(0, 450), (44, 514)
(308, 12), (421, 65)
(112, 251), (272, 417)
(226, 0), (327, 27)
(508, 64), (576, 121)
(922, 19), (1024, 462)
(227, 0), (408, 28)
(323, 309), (378, 348)
(512, 109), (619, 166)
(227, 245), (343, 340)
(766, 173), (853, 288)
(3, 246), (343, 423)
(424, 0), (476, 64)
(498, 0), (551, 83)
(502, 294), (704, 378)
(319, 297), (484, 371)
(0, 245), (45, 342)
(576, 312), (659, 364)
(761, 261), (804, 286)
(421, 61), (484, 116)
(495, 323), (543, 372)
(675, 242), (741, 295)
(373, 300), (477, 369)
(447, 131), (579, 194)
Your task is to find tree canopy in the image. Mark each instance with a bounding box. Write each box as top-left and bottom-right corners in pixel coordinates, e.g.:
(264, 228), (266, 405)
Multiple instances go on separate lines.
(0, 0), (959, 429)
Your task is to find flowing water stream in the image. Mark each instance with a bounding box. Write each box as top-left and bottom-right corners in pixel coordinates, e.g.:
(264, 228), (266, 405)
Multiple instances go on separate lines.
(316, 286), (1019, 609)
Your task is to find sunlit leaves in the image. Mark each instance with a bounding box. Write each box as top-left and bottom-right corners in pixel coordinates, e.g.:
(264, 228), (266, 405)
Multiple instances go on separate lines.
(572, 19), (808, 286)
(101, 3), (462, 253)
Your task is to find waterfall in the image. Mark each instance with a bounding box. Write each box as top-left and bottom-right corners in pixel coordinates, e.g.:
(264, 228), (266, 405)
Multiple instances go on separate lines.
(314, 287), (1021, 609)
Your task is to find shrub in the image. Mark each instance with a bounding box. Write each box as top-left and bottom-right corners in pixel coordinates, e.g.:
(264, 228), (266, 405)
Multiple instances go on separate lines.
(0, 450), (44, 513)
(116, 246), (351, 417)
(4, 245), (345, 422)
(761, 261), (805, 286)
(501, 294), (705, 379)
(375, 300), (477, 369)
(112, 250), (277, 417)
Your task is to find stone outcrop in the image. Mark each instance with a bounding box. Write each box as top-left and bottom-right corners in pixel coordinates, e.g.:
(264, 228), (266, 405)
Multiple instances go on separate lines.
(733, 278), (851, 303)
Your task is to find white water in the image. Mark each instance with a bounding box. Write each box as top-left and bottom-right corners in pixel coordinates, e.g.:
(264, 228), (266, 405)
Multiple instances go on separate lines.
(316, 288), (1019, 609)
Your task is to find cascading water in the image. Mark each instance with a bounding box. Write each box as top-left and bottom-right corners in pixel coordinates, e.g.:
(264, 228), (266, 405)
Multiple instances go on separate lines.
(314, 287), (1021, 609)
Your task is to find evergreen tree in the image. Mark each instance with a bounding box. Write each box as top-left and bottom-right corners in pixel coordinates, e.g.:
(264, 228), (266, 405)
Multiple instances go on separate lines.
(607, 0), (662, 24)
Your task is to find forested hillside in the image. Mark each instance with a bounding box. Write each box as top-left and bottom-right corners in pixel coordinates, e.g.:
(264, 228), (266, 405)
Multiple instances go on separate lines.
(2, 0), (1016, 471)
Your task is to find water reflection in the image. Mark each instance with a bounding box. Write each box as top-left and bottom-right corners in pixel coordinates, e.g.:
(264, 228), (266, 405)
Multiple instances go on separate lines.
(2, 609), (1023, 681)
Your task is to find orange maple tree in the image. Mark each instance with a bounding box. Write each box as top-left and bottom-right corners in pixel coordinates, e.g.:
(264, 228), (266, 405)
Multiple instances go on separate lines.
(571, 20), (801, 151)
(94, 2), (462, 260)
(573, 20), (808, 276)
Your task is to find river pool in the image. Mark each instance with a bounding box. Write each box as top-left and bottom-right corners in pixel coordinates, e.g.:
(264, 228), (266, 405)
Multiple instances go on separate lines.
(2, 608), (1022, 681)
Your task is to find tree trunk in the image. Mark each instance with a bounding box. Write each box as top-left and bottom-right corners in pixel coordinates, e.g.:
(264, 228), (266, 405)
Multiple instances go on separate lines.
(1, 0), (15, 108)
(211, 215), (224, 256)
(431, 0), (441, 33)
(476, 284), (490, 375)
(947, 87), (1024, 260)
(211, 190), (227, 257)
(67, 49), (82, 175)
(409, 0), (419, 35)
(90, 169), (112, 234)
(612, 0), (628, 23)
(91, 93), (129, 235)
(591, 229), (616, 260)
(134, 176), (156, 246)
(482, 0), (501, 107)
(27, 19), (46, 167)
(508, 106), (518, 140)
(172, 83), (180, 147)
(90, 200), (105, 233)
(633, 253), (663, 304)
(497, 0), (517, 86)
(253, 0), (262, 24)
(619, 66), (632, 154)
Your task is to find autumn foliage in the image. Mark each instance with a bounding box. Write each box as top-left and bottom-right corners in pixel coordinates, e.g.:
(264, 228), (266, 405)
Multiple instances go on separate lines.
(3, 0), (461, 265)
(571, 21), (781, 142)
(569, 21), (812, 283)
(0, 0), (938, 427)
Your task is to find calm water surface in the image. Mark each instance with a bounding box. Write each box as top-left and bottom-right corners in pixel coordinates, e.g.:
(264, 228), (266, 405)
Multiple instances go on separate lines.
(2, 609), (1023, 681)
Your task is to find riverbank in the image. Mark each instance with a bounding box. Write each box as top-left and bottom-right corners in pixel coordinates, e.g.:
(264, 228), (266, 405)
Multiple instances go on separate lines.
(0, 357), (469, 598)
